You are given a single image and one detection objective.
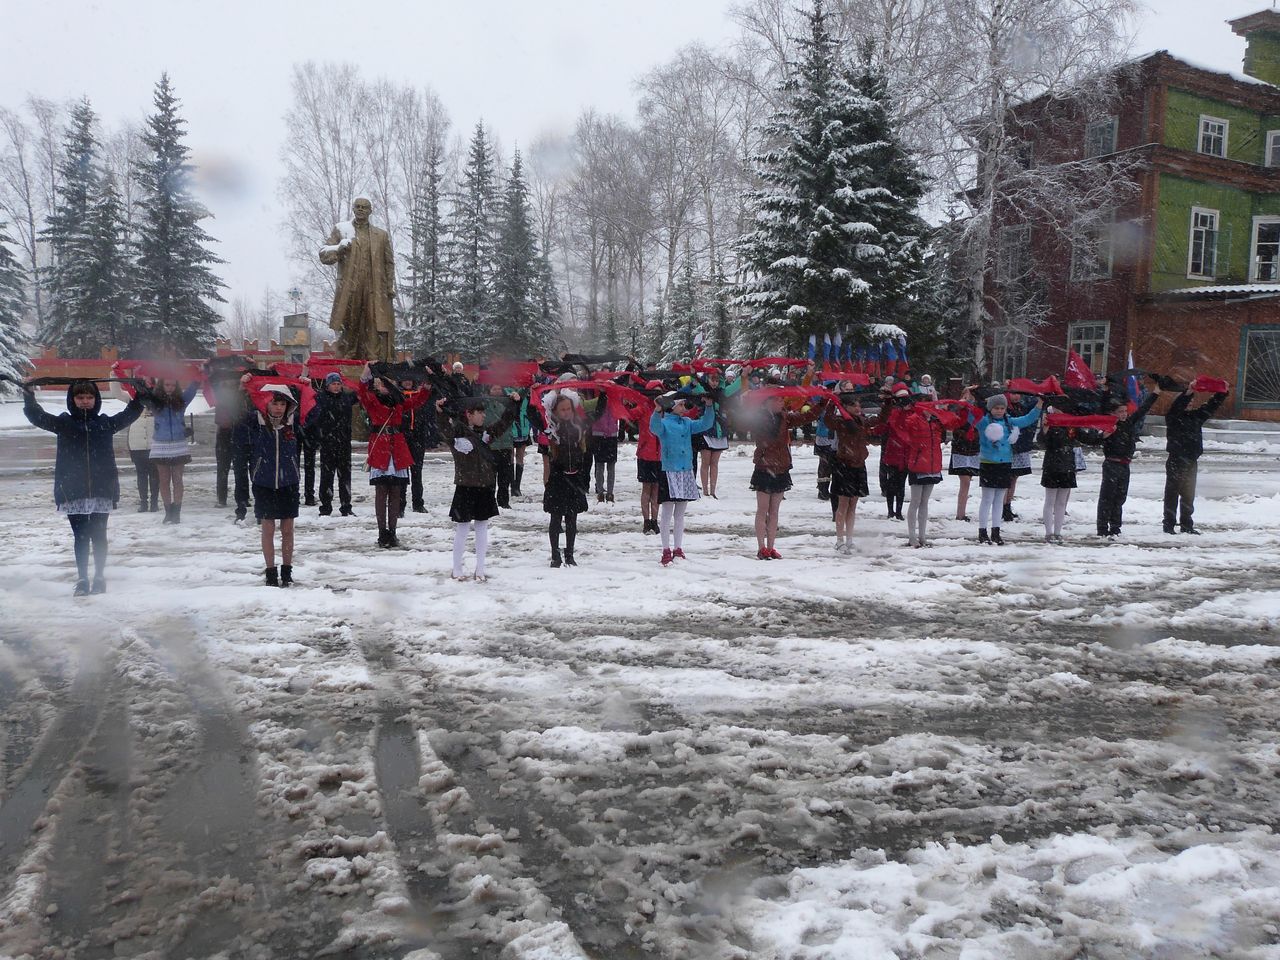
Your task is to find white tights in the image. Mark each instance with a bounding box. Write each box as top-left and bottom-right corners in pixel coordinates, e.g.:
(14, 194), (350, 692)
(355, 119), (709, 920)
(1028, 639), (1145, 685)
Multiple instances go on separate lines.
(659, 501), (687, 551)
(906, 483), (931, 545)
(452, 520), (490, 577)
(978, 486), (1005, 530)
(1042, 487), (1070, 537)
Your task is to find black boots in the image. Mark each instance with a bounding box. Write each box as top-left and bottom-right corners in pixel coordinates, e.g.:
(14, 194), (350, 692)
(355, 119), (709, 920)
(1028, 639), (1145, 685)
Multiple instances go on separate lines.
(378, 529), (399, 548)
(514, 463), (524, 497)
(1002, 503), (1016, 523)
(90, 576), (106, 595)
(817, 481), (830, 501)
(280, 565), (293, 587)
(991, 528), (1004, 545)
(162, 504), (182, 524)
(978, 528), (990, 544)
(73, 579), (90, 596)
(551, 547), (562, 568)
(264, 566), (279, 587)
(162, 504), (173, 524)
(564, 549), (576, 566)
(643, 518), (659, 535)
(412, 501), (427, 513)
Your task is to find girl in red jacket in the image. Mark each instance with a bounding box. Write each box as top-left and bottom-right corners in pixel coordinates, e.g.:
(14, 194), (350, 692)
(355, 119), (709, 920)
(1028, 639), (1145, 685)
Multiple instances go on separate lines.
(621, 387), (662, 535)
(875, 384), (911, 521)
(356, 365), (431, 548)
(901, 403), (951, 548)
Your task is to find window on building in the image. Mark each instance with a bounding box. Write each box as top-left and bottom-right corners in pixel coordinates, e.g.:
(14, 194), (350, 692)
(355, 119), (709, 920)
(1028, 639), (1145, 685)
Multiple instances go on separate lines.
(1188, 208), (1219, 279)
(1241, 328), (1280, 406)
(996, 225), (1031, 282)
(1068, 322), (1110, 375)
(1084, 117), (1118, 159)
(1252, 218), (1280, 282)
(992, 327), (1027, 382)
(1266, 130), (1280, 167)
(1198, 116), (1228, 158)
(1070, 217), (1114, 281)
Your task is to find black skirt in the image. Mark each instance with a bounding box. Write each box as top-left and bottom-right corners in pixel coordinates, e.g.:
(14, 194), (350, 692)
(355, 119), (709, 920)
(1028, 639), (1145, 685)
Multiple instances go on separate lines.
(830, 462), (869, 499)
(979, 461), (1013, 489)
(590, 435), (619, 464)
(750, 468), (792, 494)
(543, 468), (589, 514)
(909, 472), (943, 486)
(1041, 469), (1078, 489)
(253, 483), (299, 521)
(637, 458), (662, 484)
(450, 485), (499, 523)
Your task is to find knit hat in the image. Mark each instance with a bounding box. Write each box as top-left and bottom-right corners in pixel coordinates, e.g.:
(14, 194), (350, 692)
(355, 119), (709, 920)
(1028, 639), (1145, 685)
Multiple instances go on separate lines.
(986, 393), (1008, 411)
(892, 383), (910, 398)
(324, 372), (342, 385)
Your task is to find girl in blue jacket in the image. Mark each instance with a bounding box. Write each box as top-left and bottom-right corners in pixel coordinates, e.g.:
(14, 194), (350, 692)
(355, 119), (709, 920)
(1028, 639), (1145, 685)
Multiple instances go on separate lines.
(144, 377), (201, 524)
(974, 393), (1041, 544)
(648, 393), (716, 565)
(23, 380), (143, 595)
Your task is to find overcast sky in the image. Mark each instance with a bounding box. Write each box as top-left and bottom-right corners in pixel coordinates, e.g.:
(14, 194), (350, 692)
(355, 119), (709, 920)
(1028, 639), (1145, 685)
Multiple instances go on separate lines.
(0, 0), (1270, 317)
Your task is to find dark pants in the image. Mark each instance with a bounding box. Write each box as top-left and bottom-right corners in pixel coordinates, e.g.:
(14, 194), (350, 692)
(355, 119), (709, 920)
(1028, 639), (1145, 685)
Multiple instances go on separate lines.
(1163, 457), (1198, 530)
(216, 428), (252, 518)
(319, 444), (352, 512)
(68, 513), (108, 580)
(1097, 459), (1131, 535)
(302, 442), (317, 503)
(493, 449), (514, 508)
(407, 437), (426, 509)
(130, 450), (159, 508)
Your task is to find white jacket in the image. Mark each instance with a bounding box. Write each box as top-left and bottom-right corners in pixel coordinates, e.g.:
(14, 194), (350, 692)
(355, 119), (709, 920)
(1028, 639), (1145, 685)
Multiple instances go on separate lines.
(127, 413), (154, 452)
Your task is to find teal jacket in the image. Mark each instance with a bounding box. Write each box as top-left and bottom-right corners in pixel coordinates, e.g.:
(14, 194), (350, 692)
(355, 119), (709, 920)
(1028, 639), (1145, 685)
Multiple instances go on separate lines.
(649, 404), (717, 471)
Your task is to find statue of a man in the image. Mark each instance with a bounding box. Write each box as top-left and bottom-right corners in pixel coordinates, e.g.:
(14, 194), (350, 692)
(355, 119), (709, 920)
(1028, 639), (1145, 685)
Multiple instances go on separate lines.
(318, 197), (396, 361)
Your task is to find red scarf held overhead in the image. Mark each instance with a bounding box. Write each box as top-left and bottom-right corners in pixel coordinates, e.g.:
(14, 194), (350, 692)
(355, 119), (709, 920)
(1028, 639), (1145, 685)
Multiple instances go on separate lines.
(275, 358), (363, 388)
(244, 375), (317, 422)
(477, 360), (540, 387)
(1005, 375), (1063, 396)
(531, 379), (652, 423)
(1045, 412), (1117, 432)
(1191, 376), (1229, 394)
(910, 400), (974, 432)
(111, 360), (215, 404)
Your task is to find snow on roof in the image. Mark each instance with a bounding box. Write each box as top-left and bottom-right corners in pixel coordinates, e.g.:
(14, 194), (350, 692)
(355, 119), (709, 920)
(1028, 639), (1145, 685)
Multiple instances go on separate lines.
(1162, 282), (1280, 298)
(867, 323), (907, 340)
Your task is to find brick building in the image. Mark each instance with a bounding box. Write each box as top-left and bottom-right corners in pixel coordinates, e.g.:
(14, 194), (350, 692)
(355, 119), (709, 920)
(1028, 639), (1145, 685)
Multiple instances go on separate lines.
(986, 10), (1280, 420)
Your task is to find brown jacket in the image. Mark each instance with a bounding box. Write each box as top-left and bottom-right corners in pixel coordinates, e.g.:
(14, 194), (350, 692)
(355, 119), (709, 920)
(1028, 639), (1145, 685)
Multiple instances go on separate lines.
(438, 401), (518, 487)
(824, 409), (876, 468)
(752, 407), (819, 473)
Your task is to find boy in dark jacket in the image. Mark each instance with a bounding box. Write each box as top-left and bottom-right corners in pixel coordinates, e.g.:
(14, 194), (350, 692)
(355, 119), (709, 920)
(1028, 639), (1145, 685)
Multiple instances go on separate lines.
(1096, 385), (1160, 537)
(313, 372), (357, 516)
(1162, 381), (1228, 534)
(401, 378), (432, 514)
(24, 380), (143, 595)
(437, 392), (520, 581)
(211, 374), (251, 513)
(240, 376), (320, 586)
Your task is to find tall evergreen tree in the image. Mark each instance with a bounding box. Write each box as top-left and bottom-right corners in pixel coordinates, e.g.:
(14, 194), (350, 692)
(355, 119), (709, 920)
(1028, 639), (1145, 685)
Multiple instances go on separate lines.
(735, 0), (915, 353)
(706, 260), (734, 358)
(662, 259), (702, 364)
(641, 293), (666, 366)
(534, 249), (562, 355)
(403, 143), (449, 354)
(0, 223), (29, 389)
(132, 74), (225, 355)
(492, 150), (558, 355)
(82, 173), (132, 353)
(446, 122), (499, 356)
(39, 99), (99, 351)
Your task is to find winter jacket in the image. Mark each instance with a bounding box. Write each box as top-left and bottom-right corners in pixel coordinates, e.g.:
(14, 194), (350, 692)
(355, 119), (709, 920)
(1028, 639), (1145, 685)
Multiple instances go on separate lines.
(402, 389), (435, 452)
(357, 379), (431, 471)
(1102, 392), (1159, 462)
(147, 382), (200, 444)
(649, 404), (716, 472)
(976, 406), (1042, 463)
(483, 396), (517, 451)
(212, 380), (248, 429)
(24, 384), (143, 507)
(312, 389), (358, 450)
(949, 420), (979, 457)
(547, 419), (590, 472)
(824, 408), (875, 468)
(1010, 398), (1040, 455)
(1165, 390), (1227, 461)
(590, 396), (620, 439)
(752, 407), (819, 473)
(1039, 427), (1079, 488)
(903, 409), (945, 476)
(689, 375), (743, 441)
(127, 412), (155, 452)
(630, 399), (661, 461)
(510, 393), (532, 442)
(873, 404), (912, 469)
(438, 399), (519, 487)
(243, 402), (320, 490)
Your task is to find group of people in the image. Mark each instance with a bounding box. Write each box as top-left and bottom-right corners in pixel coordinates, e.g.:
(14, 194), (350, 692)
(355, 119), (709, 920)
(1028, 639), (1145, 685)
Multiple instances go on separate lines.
(18, 356), (1230, 594)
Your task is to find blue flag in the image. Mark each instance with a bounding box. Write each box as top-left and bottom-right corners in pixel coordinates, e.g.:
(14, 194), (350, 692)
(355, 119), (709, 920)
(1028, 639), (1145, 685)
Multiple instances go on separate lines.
(807, 334), (817, 362)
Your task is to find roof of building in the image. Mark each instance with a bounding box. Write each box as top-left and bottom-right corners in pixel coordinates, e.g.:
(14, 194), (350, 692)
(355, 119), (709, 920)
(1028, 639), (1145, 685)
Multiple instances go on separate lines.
(1158, 283), (1280, 300)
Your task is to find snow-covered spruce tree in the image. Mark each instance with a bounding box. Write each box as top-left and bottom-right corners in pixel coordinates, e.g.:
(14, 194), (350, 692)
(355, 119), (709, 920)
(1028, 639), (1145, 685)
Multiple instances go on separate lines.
(705, 260), (734, 358)
(846, 46), (930, 333)
(662, 259), (702, 364)
(81, 172), (133, 354)
(402, 142), (449, 355)
(132, 74), (225, 355)
(734, 0), (903, 354)
(0, 223), (29, 389)
(38, 99), (99, 351)
(446, 122), (499, 357)
(492, 150), (558, 356)
(641, 294), (666, 367)
(534, 249), (562, 356)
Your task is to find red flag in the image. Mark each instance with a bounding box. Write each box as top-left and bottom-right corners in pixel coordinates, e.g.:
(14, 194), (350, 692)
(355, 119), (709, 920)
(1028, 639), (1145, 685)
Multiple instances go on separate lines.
(1064, 351), (1095, 390)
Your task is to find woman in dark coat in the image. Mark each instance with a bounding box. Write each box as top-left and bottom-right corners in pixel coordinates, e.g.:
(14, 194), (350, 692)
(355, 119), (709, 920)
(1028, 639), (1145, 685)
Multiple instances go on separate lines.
(23, 380), (143, 595)
(542, 390), (590, 567)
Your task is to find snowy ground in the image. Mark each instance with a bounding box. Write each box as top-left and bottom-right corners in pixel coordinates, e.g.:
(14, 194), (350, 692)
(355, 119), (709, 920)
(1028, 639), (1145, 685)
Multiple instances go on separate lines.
(2, 400), (1279, 959)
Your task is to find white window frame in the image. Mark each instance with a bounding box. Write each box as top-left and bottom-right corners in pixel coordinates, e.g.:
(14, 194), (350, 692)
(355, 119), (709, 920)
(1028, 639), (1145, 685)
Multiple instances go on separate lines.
(1265, 130), (1280, 167)
(1249, 215), (1280, 282)
(1068, 321), (1110, 376)
(1188, 207), (1219, 280)
(1070, 216), (1115, 281)
(996, 225), (1031, 282)
(1084, 117), (1118, 159)
(1198, 115), (1228, 158)
(992, 326), (1028, 382)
